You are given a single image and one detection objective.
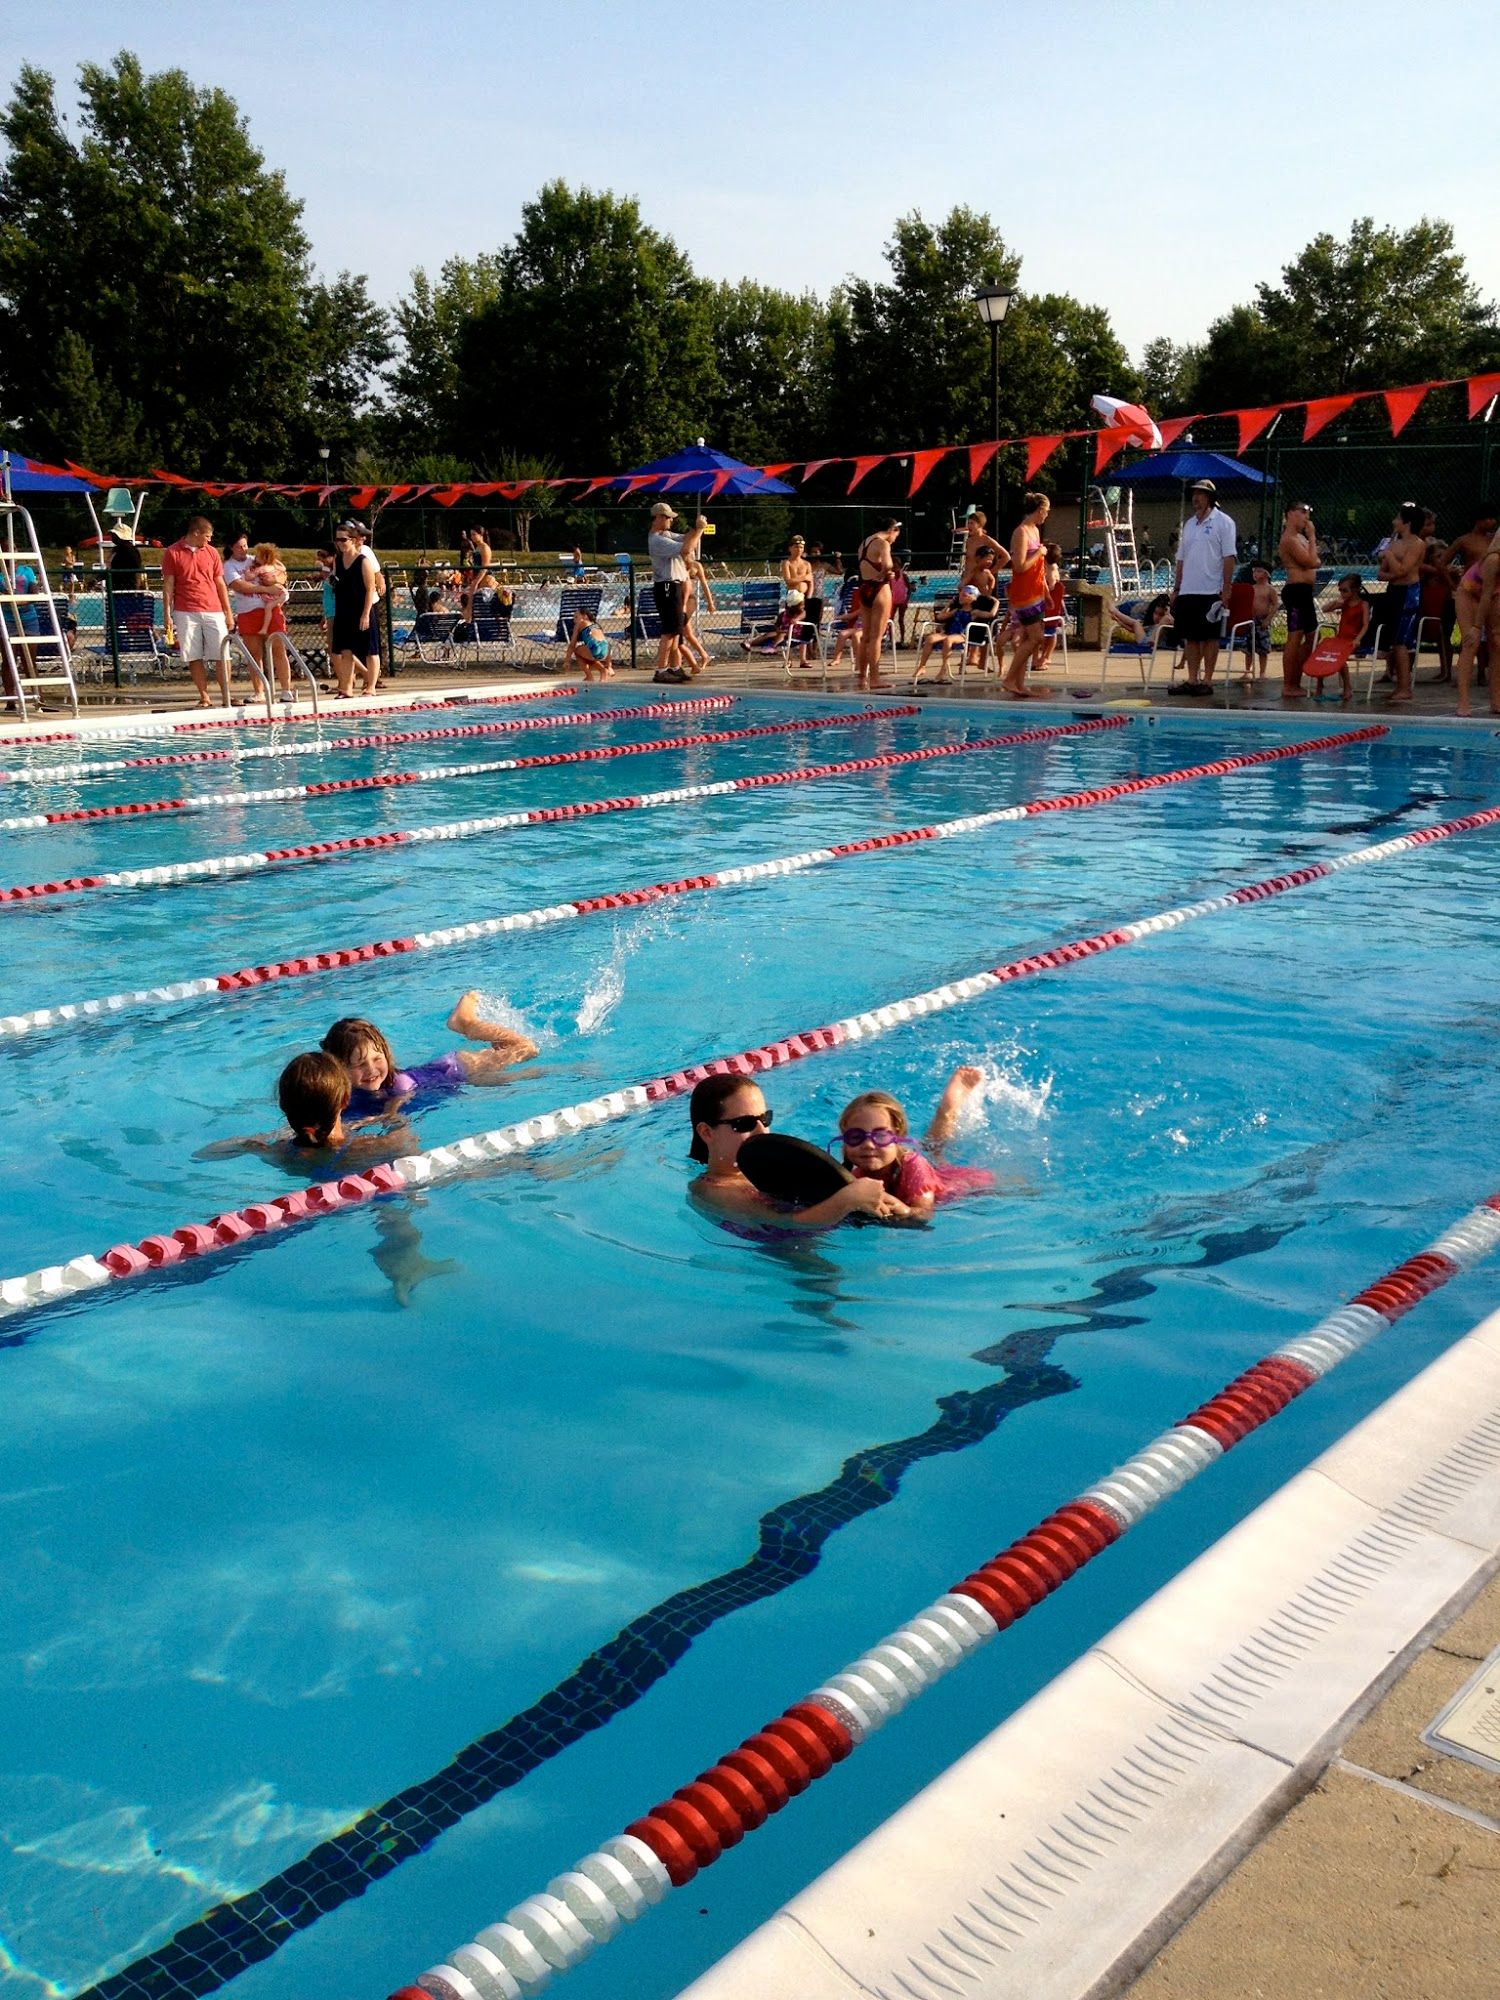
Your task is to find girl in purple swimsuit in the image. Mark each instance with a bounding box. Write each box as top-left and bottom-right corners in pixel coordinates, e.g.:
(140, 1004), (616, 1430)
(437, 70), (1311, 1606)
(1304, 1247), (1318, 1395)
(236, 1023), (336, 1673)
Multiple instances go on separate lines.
(834, 1065), (995, 1219)
(322, 994), (537, 1118)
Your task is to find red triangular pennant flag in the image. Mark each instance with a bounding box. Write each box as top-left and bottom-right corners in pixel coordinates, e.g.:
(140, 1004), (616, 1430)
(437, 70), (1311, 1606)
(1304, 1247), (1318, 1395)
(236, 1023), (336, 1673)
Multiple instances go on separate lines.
(1094, 428), (1131, 474)
(907, 447), (948, 497)
(967, 441), (1000, 486)
(1300, 394), (1359, 441)
(1466, 373), (1500, 420)
(762, 462), (799, 480)
(620, 475), (658, 497)
(1024, 435), (1063, 481)
(660, 471), (701, 491)
(708, 468), (737, 499)
(383, 484), (414, 502)
(348, 486), (378, 511)
(1234, 406), (1282, 453)
(432, 486), (466, 507)
(1156, 415), (1196, 450)
(580, 476), (615, 497)
(801, 458), (840, 480)
(847, 455), (885, 493)
(63, 459), (110, 484)
(1384, 385), (1430, 436)
(150, 468), (197, 488)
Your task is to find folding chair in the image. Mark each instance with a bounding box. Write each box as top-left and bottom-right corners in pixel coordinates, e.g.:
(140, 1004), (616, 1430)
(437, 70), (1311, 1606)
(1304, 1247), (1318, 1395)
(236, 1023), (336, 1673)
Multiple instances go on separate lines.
(88, 589), (167, 685)
(402, 610), (461, 664)
(738, 580), (781, 649)
(462, 589), (514, 666)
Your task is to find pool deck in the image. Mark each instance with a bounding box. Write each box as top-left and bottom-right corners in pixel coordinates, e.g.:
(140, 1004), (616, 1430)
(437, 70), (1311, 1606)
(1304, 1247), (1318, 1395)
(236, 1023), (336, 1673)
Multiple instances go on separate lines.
(3, 641), (1495, 738)
(678, 1308), (1500, 2000)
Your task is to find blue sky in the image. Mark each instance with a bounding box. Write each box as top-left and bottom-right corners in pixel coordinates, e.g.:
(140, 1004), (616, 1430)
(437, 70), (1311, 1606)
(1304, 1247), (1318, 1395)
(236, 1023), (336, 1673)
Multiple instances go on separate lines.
(2, 0), (1496, 361)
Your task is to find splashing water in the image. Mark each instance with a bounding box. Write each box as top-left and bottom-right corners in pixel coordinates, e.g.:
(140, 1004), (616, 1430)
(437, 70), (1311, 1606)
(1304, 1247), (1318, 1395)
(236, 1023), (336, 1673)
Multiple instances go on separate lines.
(953, 1052), (1054, 1135)
(574, 913), (665, 1036)
(469, 989), (548, 1051)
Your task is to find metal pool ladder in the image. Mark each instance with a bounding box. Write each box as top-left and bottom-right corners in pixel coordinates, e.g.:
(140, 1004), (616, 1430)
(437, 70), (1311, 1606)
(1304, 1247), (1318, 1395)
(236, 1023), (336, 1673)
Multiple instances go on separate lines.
(0, 498), (81, 722)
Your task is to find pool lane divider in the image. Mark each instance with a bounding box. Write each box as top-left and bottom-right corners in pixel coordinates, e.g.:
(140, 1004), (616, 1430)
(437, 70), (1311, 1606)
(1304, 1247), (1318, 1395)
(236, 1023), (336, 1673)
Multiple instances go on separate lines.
(383, 1193), (1500, 2000)
(0, 696), (731, 791)
(0, 724), (1382, 1041)
(0, 683), (581, 760)
(0, 705), (923, 903)
(3, 781), (1494, 1329)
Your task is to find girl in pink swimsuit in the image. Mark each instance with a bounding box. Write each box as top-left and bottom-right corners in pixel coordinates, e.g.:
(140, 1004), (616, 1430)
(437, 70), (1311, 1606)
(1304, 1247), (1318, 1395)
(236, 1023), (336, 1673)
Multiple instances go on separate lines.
(834, 1065), (995, 1219)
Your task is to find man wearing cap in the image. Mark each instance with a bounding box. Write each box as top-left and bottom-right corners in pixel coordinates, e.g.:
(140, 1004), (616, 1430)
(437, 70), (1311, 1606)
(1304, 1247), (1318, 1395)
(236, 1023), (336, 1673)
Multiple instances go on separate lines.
(647, 501), (706, 679)
(1277, 501), (1321, 696)
(1171, 479), (1237, 694)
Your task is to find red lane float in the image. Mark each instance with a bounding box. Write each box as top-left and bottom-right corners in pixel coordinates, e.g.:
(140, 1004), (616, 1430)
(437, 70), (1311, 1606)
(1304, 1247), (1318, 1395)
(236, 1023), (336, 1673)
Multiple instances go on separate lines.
(0, 682), (579, 765)
(384, 1190), (1500, 1997)
(0, 722), (1369, 1035)
(0, 697), (732, 792)
(0, 706), (926, 903)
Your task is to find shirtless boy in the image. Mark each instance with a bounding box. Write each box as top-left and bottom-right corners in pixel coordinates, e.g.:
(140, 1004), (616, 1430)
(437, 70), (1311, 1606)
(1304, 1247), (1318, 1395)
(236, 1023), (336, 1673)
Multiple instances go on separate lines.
(1278, 501), (1320, 696)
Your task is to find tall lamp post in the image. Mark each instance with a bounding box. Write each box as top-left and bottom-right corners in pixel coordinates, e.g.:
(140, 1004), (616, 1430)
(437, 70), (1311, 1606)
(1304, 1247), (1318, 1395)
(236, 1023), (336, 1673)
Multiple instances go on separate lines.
(973, 285), (1016, 530)
(317, 445), (332, 541)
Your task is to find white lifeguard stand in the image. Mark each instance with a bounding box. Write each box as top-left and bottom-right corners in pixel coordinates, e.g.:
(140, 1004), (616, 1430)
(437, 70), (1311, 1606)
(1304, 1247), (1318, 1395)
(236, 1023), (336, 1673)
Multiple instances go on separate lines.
(1086, 482), (1145, 598)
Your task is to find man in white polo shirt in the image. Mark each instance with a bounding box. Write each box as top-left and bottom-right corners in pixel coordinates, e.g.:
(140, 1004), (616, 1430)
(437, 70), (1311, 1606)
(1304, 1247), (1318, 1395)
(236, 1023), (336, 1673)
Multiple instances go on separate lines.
(1171, 479), (1237, 694)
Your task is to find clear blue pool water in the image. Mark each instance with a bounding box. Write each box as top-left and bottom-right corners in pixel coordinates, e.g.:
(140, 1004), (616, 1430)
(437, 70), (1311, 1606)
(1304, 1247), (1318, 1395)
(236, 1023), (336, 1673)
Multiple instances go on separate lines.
(2, 691), (1500, 2000)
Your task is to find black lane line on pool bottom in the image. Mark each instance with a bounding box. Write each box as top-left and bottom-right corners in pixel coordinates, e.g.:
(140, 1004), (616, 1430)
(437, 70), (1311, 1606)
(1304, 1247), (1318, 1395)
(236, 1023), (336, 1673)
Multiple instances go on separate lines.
(73, 1193), (1310, 2000)
(77, 1364), (1077, 2000)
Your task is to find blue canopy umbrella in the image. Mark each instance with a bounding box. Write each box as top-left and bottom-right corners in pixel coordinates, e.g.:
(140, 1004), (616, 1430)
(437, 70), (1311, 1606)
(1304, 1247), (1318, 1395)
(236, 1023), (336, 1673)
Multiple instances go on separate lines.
(1, 451), (98, 495)
(607, 441), (796, 498)
(1105, 449), (1270, 487)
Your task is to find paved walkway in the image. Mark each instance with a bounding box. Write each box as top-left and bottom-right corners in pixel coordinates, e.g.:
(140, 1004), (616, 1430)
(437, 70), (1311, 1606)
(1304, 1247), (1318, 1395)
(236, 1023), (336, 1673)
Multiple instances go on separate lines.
(1125, 1571), (1500, 2000)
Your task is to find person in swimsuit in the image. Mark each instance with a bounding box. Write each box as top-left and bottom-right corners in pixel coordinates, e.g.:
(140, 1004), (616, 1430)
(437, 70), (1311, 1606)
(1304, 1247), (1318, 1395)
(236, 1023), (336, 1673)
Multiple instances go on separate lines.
(1246, 564), (1280, 687)
(1035, 544), (1067, 672)
(686, 1073), (900, 1227)
(911, 584), (980, 685)
(1277, 501), (1321, 697)
(781, 535), (813, 609)
(805, 543), (832, 632)
(197, 1051), (419, 1173)
(1375, 502), (1426, 703)
(1418, 511), (1455, 681)
(564, 606), (613, 679)
(234, 541), (293, 698)
(319, 997), (537, 1118)
(960, 510), (1007, 589)
(834, 1066), (994, 1221)
(1001, 491), (1051, 697)
(1454, 527), (1500, 717)
(889, 554), (913, 645)
(855, 517), (900, 688)
(462, 524), (492, 616)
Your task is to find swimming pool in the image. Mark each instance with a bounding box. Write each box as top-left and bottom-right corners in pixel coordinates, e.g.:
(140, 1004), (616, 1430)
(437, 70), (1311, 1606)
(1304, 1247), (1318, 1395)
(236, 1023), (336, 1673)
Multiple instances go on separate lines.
(2, 691), (1499, 2000)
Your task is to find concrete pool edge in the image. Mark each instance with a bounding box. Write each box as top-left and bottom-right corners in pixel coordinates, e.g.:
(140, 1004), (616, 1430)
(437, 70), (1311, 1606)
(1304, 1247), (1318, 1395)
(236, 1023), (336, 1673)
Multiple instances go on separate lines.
(675, 1306), (1500, 2000)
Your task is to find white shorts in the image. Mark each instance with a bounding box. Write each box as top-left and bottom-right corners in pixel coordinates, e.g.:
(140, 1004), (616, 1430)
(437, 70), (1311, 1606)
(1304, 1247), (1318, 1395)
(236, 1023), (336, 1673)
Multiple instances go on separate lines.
(175, 610), (229, 662)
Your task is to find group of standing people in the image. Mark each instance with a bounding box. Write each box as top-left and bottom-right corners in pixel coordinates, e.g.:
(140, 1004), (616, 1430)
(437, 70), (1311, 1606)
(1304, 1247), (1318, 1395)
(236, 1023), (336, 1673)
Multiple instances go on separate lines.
(316, 518), (387, 698)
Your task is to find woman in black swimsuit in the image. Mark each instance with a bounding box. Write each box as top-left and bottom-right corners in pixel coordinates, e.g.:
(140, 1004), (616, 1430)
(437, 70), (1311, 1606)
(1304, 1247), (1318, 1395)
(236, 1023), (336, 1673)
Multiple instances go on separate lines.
(855, 518), (900, 687)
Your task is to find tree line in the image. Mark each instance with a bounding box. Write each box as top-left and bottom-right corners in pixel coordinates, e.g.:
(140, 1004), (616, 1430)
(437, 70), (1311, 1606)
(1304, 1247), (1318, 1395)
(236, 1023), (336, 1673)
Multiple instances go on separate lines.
(3, 54), (1497, 494)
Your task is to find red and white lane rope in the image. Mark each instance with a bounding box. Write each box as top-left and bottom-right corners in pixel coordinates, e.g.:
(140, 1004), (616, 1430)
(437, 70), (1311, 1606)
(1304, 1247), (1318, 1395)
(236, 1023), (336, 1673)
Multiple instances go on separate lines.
(0, 684), (579, 762)
(383, 1189), (1500, 2000)
(2, 787), (1492, 1323)
(0, 706), (922, 904)
(0, 697), (730, 791)
(0, 725), (1381, 1040)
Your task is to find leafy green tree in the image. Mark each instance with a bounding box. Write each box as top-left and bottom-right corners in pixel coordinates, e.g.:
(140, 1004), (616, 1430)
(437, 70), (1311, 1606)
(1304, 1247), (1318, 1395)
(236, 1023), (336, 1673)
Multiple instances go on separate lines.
(1140, 335), (1202, 414)
(0, 52), (388, 474)
(300, 272), (395, 464)
(1193, 217), (1500, 410)
(387, 253), (505, 454)
(701, 280), (833, 462)
(444, 182), (717, 471)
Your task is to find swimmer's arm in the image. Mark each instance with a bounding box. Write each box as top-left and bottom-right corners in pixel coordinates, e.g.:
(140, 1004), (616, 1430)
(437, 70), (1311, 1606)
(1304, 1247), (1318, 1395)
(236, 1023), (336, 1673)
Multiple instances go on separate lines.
(193, 1130), (282, 1161)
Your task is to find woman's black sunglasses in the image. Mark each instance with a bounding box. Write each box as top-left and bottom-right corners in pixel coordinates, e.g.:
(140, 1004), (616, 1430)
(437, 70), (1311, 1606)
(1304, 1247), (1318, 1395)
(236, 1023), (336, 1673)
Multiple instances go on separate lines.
(714, 1109), (773, 1134)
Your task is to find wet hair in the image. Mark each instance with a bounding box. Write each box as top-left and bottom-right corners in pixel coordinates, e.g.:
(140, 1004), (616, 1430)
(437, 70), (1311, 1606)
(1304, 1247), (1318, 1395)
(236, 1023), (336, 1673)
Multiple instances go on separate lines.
(1338, 571), (1368, 599)
(838, 1089), (909, 1138)
(969, 510), (987, 528)
(688, 1073), (758, 1163)
(1144, 592), (1173, 625)
(879, 517), (900, 533)
(1022, 491), (1048, 515)
(321, 1016), (398, 1083)
(1396, 502), (1423, 531)
(278, 1052), (350, 1145)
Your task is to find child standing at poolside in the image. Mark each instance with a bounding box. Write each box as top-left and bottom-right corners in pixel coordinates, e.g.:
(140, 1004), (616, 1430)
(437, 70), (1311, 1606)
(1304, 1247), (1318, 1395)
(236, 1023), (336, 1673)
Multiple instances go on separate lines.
(1246, 564), (1281, 688)
(834, 1065), (994, 1219)
(322, 993), (537, 1118)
